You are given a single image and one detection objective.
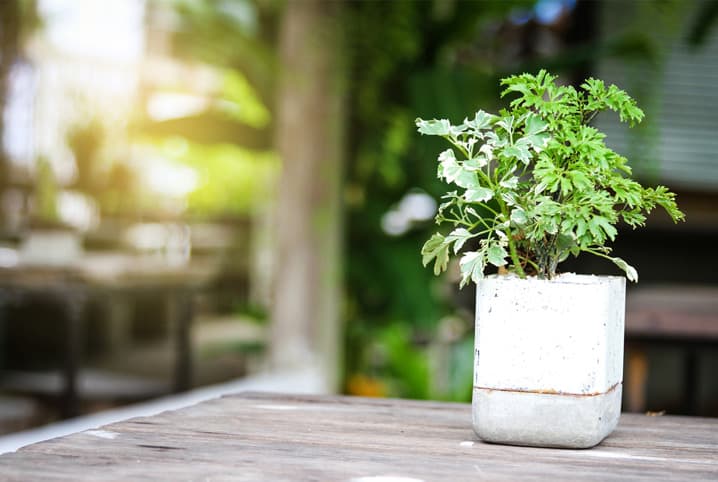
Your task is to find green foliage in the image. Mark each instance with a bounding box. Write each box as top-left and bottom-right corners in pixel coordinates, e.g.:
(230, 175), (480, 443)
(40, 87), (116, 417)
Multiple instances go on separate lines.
(219, 69), (271, 129)
(153, 138), (279, 217)
(139, 1), (278, 218)
(67, 117), (105, 194)
(34, 157), (59, 224)
(418, 70), (684, 284)
(376, 324), (431, 399)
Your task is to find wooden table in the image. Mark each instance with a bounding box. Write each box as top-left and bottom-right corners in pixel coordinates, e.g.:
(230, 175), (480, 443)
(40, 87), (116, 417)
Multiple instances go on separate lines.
(0, 392), (716, 480)
(0, 254), (214, 417)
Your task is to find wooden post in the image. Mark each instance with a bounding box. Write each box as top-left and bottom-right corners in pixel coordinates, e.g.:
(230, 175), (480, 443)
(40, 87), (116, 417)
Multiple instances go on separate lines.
(169, 289), (194, 393)
(271, 0), (347, 392)
(62, 287), (85, 418)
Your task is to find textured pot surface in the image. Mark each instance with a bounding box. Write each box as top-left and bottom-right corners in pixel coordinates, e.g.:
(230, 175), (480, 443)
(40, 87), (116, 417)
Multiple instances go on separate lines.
(472, 273), (625, 448)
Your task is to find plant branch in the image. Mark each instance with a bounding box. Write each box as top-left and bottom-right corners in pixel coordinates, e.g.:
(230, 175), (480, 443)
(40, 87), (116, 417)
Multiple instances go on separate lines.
(496, 196), (526, 278)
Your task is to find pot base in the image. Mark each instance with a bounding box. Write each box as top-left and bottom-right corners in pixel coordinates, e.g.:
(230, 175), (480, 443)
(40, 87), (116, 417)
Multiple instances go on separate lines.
(472, 384), (622, 449)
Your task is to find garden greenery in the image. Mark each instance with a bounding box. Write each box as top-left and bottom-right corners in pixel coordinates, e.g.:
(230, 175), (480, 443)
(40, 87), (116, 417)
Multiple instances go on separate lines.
(417, 70), (684, 286)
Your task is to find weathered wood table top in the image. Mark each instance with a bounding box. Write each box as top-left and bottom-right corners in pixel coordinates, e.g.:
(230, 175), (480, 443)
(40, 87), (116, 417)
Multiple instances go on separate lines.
(1, 392), (716, 481)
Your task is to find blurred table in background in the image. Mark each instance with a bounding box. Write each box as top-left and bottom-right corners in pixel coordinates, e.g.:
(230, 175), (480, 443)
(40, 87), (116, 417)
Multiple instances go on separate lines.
(625, 286), (718, 415)
(0, 253), (217, 418)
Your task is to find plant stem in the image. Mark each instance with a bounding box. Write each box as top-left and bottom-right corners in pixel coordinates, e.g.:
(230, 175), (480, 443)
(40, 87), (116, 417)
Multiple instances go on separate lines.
(447, 135), (495, 188)
(522, 256), (539, 273)
(584, 247), (613, 261)
(447, 136), (470, 158)
(508, 234), (525, 278)
(476, 202), (500, 217)
(471, 217), (493, 232)
(496, 196), (526, 278)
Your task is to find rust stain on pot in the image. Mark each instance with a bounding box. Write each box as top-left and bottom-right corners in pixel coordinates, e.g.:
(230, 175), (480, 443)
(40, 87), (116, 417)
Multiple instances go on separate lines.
(475, 382), (621, 398)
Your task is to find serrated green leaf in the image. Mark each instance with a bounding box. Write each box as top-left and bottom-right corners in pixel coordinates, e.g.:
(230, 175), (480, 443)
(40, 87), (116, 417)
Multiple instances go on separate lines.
(589, 215), (617, 240)
(510, 208), (528, 225)
(421, 233), (450, 275)
(576, 218), (587, 238)
(449, 124), (468, 137)
(437, 149), (457, 178)
(621, 210), (646, 227)
(464, 157), (488, 170)
(437, 149), (479, 188)
(587, 217), (603, 240)
(496, 116), (514, 136)
(501, 191), (518, 206)
(523, 114), (551, 150)
(500, 176), (519, 189)
(478, 143), (494, 160)
(487, 245), (508, 267)
(556, 233), (576, 251)
(569, 170), (592, 190)
(465, 187), (494, 203)
(525, 113), (548, 136)
(459, 251), (484, 288)
(544, 217), (559, 235)
(465, 110), (495, 130)
(454, 170), (479, 189)
(416, 118), (451, 136)
(503, 143), (531, 165)
(446, 228), (473, 253)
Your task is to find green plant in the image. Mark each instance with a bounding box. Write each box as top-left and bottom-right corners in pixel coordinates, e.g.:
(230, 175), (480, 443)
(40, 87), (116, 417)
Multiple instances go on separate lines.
(417, 70), (684, 286)
(34, 157), (60, 224)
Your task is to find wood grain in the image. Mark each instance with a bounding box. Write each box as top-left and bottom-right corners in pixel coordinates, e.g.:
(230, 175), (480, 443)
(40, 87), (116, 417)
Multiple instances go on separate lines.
(0, 392), (716, 481)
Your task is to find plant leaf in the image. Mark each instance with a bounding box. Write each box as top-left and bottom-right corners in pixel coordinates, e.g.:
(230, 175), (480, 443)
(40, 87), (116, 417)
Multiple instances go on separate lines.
(523, 114), (550, 150)
(525, 113), (548, 136)
(421, 233), (450, 275)
(459, 251), (484, 288)
(446, 228), (473, 253)
(416, 118), (451, 136)
(465, 110), (495, 130)
(500, 176), (519, 189)
(464, 157), (488, 170)
(487, 245), (508, 267)
(612, 256), (638, 282)
(504, 143), (532, 165)
(437, 149), (478, 188)
(510, 207), (528, 225)
(437, 149), (457, 180)
(465, 187), (493, 203)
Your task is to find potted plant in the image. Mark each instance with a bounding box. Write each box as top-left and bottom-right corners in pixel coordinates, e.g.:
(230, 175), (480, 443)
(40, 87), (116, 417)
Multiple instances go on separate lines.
(416, 70), (684, 448)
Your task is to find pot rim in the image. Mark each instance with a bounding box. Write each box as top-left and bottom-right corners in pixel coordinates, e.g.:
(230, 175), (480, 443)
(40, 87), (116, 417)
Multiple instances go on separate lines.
(480, 272), (626, 285)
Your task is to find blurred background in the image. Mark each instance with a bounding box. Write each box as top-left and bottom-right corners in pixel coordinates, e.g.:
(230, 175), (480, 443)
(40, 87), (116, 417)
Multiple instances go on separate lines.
(0, 0), (717, 441)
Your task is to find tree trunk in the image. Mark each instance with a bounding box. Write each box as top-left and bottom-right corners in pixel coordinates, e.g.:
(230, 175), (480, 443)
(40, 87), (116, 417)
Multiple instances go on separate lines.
(270, 0), (347, 391)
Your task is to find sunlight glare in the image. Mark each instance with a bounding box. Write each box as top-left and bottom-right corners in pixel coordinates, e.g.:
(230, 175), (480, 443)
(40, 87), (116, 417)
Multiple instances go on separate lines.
(39, 0), (144, 63)
(147, 93), (209, 122)
(145, 159), (199, 198)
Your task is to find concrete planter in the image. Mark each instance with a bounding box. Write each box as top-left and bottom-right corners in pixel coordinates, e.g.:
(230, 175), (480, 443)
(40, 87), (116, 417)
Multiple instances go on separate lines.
(472, 273), (625, 448)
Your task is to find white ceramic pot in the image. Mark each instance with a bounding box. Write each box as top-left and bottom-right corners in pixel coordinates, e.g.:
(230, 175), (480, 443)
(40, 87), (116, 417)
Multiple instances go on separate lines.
(472, 273), (625, 448)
